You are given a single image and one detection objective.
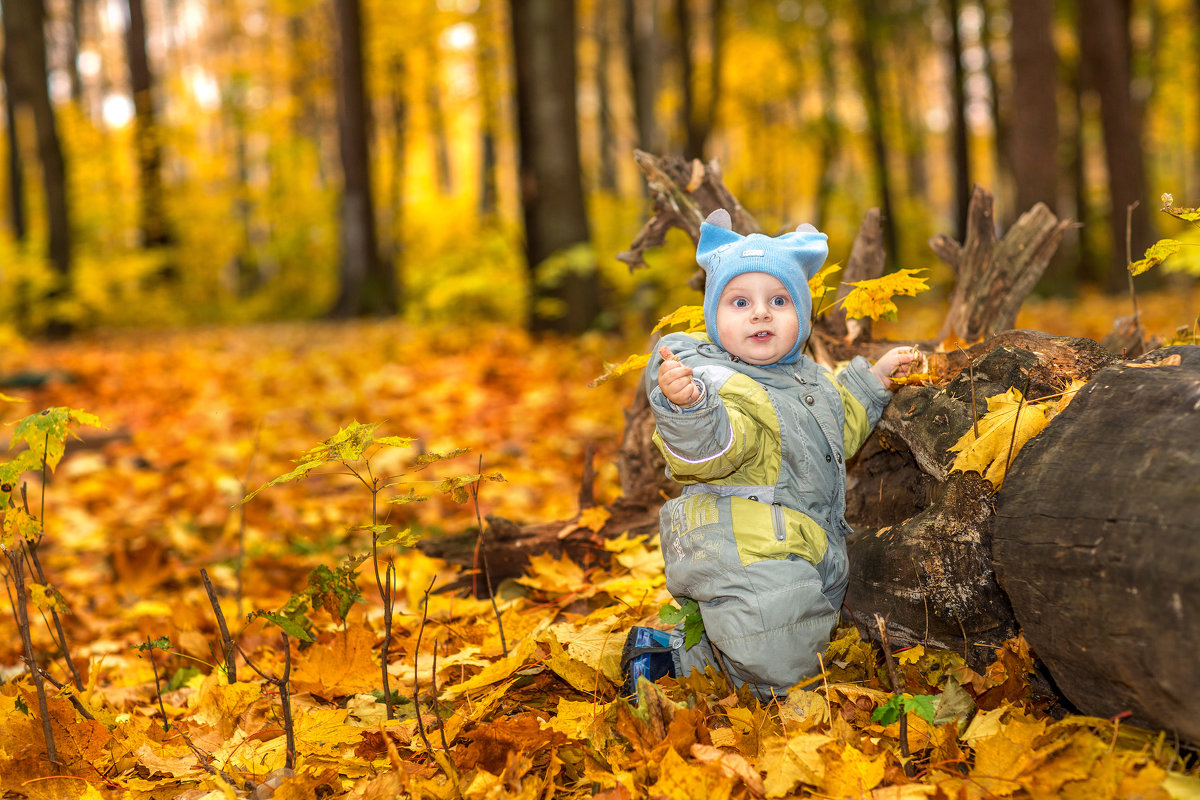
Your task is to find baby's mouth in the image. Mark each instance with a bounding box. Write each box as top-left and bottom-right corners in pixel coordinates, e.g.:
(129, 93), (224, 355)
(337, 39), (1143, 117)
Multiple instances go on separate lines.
(753, 331), (773, 339)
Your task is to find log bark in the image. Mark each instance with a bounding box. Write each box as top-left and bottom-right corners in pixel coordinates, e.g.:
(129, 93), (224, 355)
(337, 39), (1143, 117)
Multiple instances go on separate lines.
(992, 345), (1200, 742)
(843, 331), (1118, 670)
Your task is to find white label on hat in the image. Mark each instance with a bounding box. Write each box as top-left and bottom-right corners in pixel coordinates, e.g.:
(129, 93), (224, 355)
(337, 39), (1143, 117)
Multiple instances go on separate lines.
(741, 249), (765, 257)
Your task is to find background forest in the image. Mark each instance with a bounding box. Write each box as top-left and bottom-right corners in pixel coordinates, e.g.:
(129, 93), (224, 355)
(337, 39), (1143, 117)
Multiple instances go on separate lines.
(2, 0), (1200, 340)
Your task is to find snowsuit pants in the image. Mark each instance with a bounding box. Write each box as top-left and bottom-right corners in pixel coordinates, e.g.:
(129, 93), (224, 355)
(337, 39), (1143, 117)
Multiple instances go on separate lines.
(661, 498), (848, 701)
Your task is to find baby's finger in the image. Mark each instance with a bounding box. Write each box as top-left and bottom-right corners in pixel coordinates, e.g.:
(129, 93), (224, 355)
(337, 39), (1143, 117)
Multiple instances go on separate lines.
(658, 345), (677, 361)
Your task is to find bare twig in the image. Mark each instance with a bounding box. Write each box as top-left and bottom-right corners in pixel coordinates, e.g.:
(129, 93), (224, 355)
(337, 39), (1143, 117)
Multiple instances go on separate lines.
(471, 456), (507, 657)
(22, 471), (84, 692)
(432, 638), (451, 753)
(578, 444), (596, 511)
(875, 614), (914, 778)
(143, 636), (170, 732)
(4, 547), (60, 768)
(236, 636), (296, 770)
(956, 344), (980, 440)
(235, 422), (263, 619)
(1126, 200), (1141, 322)
(199, 568), (237, 683)
(381, 561), (396, 721)
(414, 576), (436, 758)
(1000, 377), (1032, 489)
(33, 665), (94, 720)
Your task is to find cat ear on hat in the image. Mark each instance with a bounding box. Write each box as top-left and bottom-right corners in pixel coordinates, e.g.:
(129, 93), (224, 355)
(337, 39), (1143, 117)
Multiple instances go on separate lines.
(777, 224), (830, 280)
(696, 208), (741, 271)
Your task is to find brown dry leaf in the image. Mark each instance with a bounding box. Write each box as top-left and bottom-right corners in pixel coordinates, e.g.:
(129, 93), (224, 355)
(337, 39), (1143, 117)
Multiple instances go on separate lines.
(691, 742), (766, 796)
(648, 746), (737, 800)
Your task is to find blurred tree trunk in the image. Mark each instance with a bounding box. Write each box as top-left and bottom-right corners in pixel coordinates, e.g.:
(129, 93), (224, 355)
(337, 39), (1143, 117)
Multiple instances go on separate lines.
(896, 13), (929, 202)
(593, 0), (618, 192)
(68, 0), (85, 103)
(982, 0), (1011, 217)
(475, 2), (501, 214)
(625, 0), (662, 155)
(126, 0), (171, 250)
(385, 56), (408, 268)
(946, 0), (971, 243)
(813, 20), (839, 229)
(4, 51), (26, 241)
(852, 0), (898, 263)
(1009, 0), (1058, 216)
(1, 0), (71, 282)
(425, 23), (454, 196)
(676, 0), (722, 161)
(1079, 0), (1149, 289)
(288, 13), (327, 184)
(329, 0), (396, 317)
(509, 0), (602, 334)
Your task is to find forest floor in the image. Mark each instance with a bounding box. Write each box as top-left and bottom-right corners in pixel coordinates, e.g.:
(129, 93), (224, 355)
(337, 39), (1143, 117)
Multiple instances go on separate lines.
(0, 286), (1197, 798)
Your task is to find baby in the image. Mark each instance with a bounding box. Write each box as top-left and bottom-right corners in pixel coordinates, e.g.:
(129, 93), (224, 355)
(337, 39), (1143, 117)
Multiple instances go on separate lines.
(623, 208), (917, 700)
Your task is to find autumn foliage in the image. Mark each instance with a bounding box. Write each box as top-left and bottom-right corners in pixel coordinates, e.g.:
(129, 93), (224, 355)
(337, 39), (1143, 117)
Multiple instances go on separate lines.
(1, 315), (1198, 798)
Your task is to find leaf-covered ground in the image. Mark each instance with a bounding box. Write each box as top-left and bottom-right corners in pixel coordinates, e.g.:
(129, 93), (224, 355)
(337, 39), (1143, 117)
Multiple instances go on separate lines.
(1, 295), (1198, 799)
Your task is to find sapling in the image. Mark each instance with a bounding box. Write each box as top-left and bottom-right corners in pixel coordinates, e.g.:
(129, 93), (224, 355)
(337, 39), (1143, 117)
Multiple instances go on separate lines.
(237, 420), (501, 721)
(1, 405), (103, 769)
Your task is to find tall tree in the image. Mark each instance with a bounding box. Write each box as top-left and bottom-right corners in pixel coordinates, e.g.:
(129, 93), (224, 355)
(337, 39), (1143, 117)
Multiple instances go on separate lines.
(593, 0), (618, 192)
(1079, 0), (1149, 287)
(852, 0), (899, 262)
(946, 0), (972, 242)
(1009, 0), (1059, 217)
(125, 0), (171, 248)
(625, 0), (662, 155)
(329, 0), (396, 317)
(675, 0), (723, 160)
(475, 1), (502, 213)
(509, 0), (602, 334)
(1, 0), (71, 281)
(3, 43), (26, 241)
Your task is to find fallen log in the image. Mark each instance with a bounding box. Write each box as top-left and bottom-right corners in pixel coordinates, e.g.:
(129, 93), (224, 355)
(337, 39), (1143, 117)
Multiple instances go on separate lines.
(992, 345), (1200, 742)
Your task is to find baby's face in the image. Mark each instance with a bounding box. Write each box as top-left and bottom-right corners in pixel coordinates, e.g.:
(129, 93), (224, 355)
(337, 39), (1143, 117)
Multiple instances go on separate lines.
(715, 272), (799, 365)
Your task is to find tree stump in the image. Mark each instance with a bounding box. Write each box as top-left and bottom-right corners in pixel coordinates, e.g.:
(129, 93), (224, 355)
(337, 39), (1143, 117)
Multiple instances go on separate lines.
(931, 185), (1072, 342)
(992, 345), (1200, 741)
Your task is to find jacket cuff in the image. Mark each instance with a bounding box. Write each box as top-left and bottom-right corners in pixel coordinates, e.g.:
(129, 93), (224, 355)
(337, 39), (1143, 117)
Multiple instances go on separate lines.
(840, 356), (892, 419)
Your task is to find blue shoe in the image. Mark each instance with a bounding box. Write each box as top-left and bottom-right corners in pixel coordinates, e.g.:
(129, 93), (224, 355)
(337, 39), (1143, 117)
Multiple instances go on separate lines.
(621, 626), (676, 698)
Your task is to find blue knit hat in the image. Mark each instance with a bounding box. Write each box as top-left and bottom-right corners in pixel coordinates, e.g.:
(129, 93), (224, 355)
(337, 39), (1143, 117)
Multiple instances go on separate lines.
(697, 209), (828, 365)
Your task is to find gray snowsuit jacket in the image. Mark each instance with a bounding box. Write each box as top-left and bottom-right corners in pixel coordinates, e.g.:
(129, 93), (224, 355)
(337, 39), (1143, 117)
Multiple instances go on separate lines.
(646, 332), (893, 699)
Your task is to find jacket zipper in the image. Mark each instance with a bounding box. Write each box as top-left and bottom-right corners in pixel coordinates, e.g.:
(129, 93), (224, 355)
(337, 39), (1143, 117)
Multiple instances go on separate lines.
(771, 501), (786, 542)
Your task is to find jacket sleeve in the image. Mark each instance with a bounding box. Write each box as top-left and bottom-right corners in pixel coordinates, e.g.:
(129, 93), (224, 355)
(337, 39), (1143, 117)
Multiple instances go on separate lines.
(644, 345), (765, 483)
(834, 355), (893, 458)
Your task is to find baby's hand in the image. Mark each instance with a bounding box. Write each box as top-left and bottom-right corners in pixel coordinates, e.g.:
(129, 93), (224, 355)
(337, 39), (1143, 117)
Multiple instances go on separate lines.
(657, 346), (701, 406)
(871, 346), (923, 390)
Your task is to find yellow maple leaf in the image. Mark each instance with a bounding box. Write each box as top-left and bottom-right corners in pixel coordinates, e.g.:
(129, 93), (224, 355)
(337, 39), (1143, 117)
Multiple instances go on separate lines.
(542, 697), (611, 740)
(809, 262), (843, 316)
(590, 351), (652, 388)
(758, 733), (832, 797)
(948, 387), (1052, 489)
(440, 636), (538, 701)
(546, 614), (624, 683)
(515, 551), (586, 594)
(652, 304), (706, 334)
(820, 742), (887, 796)
(556, 505), (611, 538)
(838, 268), (930, 321)
(543, 631), (613, 696)
(292, 626), (380, 697)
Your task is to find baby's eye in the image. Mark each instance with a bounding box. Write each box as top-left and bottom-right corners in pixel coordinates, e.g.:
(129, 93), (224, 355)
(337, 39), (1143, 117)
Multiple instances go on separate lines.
(771, 296), (789, 307)
(733, 298), (749, 308)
